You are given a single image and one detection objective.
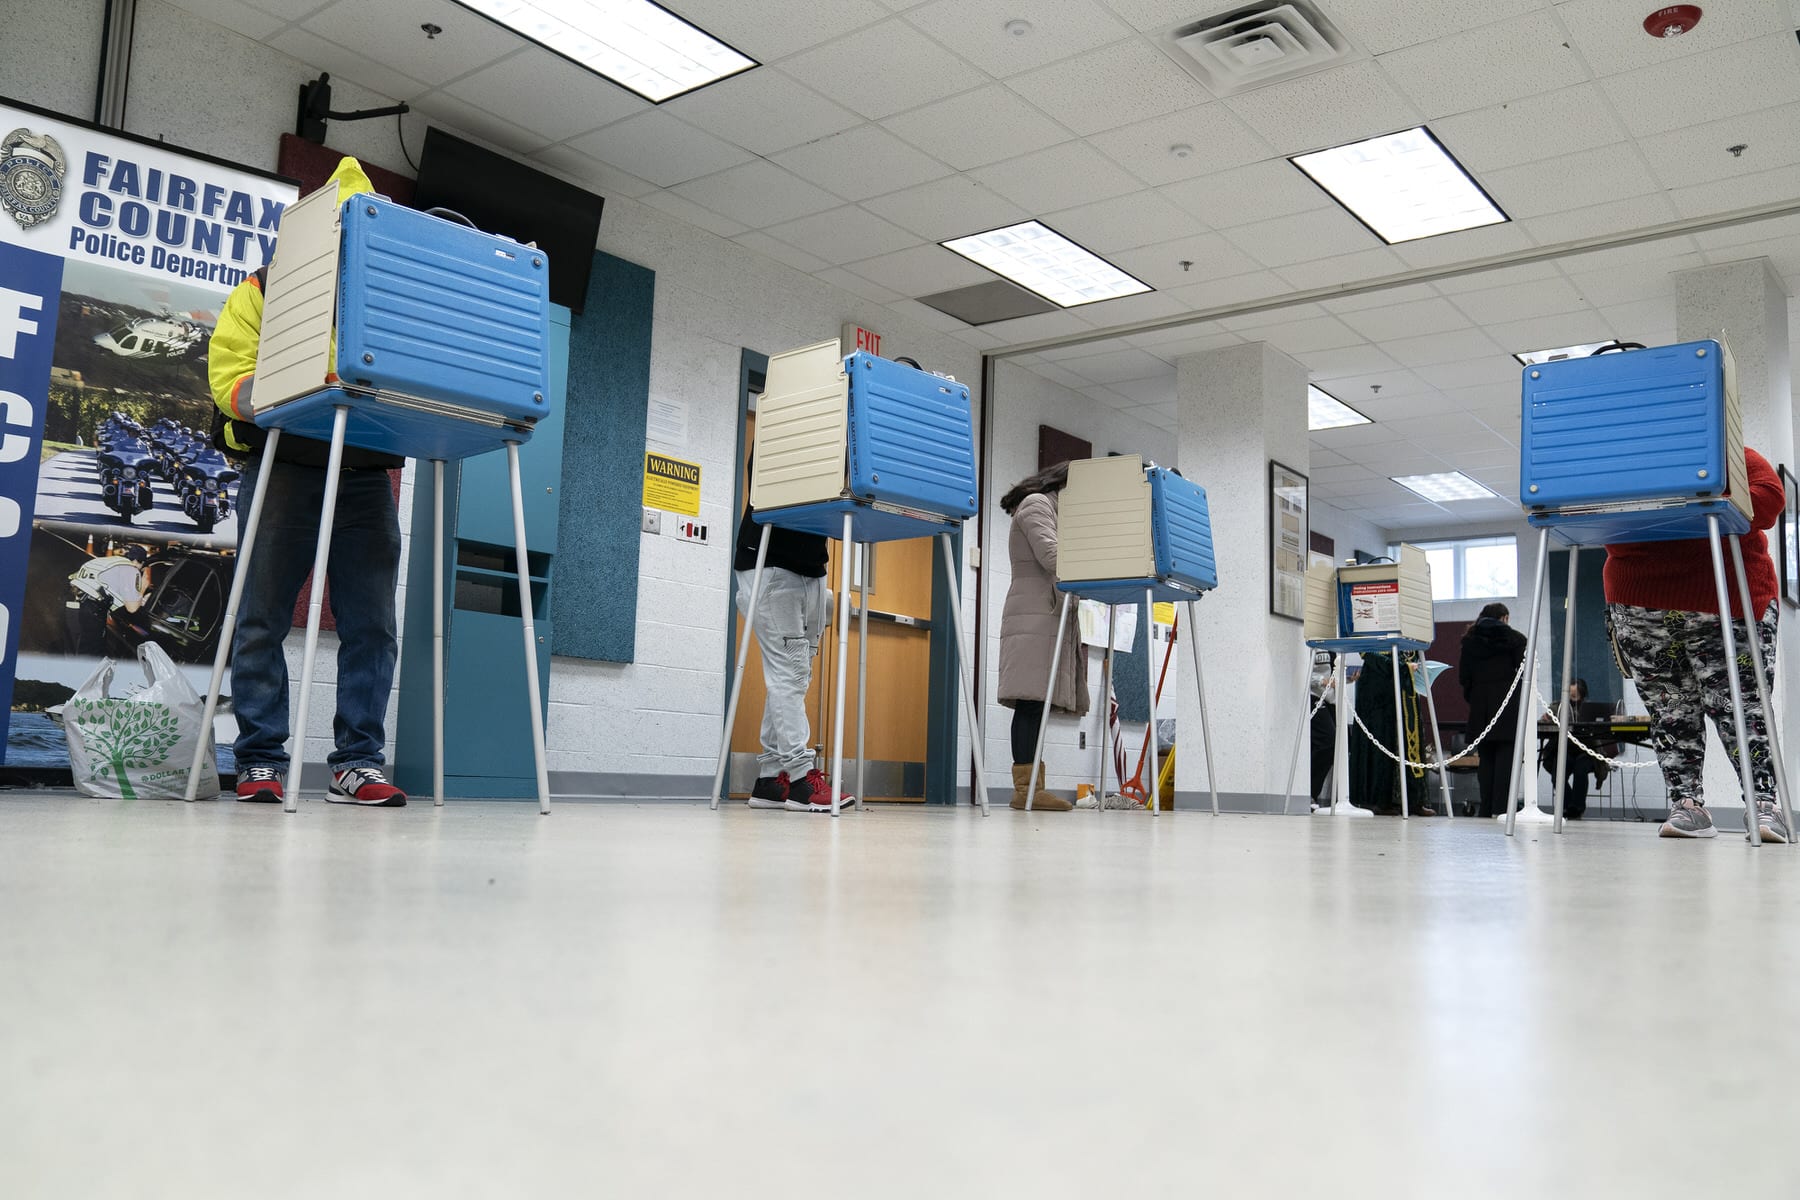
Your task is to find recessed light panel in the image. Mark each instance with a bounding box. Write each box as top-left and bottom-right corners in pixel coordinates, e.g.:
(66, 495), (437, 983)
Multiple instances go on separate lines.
(940, 221), (1152, 308)
(1392, 471), (1500, 502)
(1513, 342), (1615, 366)
(452, 0), (756, 103)
(1308, 384), (1371, 430)
(1291, 126), (1506, 244)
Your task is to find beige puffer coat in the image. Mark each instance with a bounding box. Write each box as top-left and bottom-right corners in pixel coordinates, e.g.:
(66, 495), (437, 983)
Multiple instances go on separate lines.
(997, 492), (1089, 714)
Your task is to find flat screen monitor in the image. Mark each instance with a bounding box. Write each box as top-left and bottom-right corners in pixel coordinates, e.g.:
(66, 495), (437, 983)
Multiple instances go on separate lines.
(411, 127), (605, 313)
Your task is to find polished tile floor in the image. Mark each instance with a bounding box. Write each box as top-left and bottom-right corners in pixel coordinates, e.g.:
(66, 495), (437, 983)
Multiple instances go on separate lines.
(2, 793), (1796, 1199)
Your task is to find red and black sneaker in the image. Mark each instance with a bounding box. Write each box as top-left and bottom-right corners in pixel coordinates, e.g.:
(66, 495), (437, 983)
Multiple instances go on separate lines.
(235, 764), (283, 804)
(326, 766), (407, 807)
(748, 773), (789, 810)
(785, 768), (855, 813)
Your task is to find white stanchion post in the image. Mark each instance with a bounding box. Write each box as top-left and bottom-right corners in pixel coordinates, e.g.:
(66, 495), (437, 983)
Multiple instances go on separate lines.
(1024, 592), (1071, 813)
(505, 442), (551, 815)
(1143, 589), (1161, 816)
(1505, 529), (1553, 835)
(1185, 600), (1219, 816)
(1096, 621), (1114, 813)
(1326, 657), (1367, 817)
(186, 427), (282, 802)
(710, 524), (769, 810)
(1390, 647), (1409, 820)
(1281, 649), (1312, 816)
(432, 458), (445, 808)
(1728, 534), (1795, 843)
(1417, 651), (1454, 819)
(937, 534), (991, 815)
(1706, 516), (1761, 845)
(285, 407), (349, 813)
(1551, 547), (1581, 834)
(829, 513), (853, 815)
(856, 552), (869, 813)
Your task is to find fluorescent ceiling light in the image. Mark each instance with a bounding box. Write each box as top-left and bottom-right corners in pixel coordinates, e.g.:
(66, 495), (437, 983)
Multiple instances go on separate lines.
(452, 0), (756, 103)
(1290, 126), (1506, 244)
(1308, 384), (1371, 430)
(1392, 471), (1500, 503)
(940, 221), (1152, 309)
(1513, 342), (1615, 366)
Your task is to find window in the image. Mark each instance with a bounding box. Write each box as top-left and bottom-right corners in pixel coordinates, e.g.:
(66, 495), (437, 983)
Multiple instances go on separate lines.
(1395, 536), (1517, 601)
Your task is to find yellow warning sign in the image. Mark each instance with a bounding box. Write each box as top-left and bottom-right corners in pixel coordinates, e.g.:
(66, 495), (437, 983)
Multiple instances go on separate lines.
(643, 451), (701, 517)
(1152, 602), (1176, 626)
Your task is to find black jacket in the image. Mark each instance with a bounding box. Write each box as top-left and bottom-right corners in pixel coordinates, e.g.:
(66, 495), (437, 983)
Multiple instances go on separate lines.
(733, 505), (827, 578)
(1459, 617), (1527, 742)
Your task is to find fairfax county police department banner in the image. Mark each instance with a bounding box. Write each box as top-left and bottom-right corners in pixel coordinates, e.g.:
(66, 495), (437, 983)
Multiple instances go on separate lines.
(0, 97), (298, 770)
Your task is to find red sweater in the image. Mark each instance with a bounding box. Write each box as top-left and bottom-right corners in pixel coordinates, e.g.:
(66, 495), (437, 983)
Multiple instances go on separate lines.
(1603, 447), (1782, 618)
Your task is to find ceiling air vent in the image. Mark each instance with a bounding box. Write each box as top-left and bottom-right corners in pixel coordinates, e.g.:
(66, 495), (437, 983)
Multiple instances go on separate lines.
(1160, 2), (1353, 96)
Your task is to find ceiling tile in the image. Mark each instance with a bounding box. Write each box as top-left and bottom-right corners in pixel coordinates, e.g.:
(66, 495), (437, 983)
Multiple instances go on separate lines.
(1522, 192), (1678, 246)
(411, 91), (550, 154)
(660, 0), (889, 62)
(1161, 158), (1330, 229)
(773, 123), (953, 202)
(166, 0), (287, 39)
(1109, 234), (1264, 290)
(778, 20), (987, 120)
(1599, 33), (1800, 138)
(1125, 326), (1243, 358)
(1302, 344), (1403, 379)
(299, 0), (519, 87)
(440, 49), (646, 142)
(1042, 190), (1200, 254)
(636, 190), (747, 238)
(525, 144), (657, 198)
(1429, 84), (1628, 173)
(1484, 142), (1659, 221)
(970, 141), (1141, 213)
(267, 27), (430, 100)
(1377, 10), (1591, 119)
(1098, 0), (1216, 32)
(1637, 102), (1800, 192)
(1108, 374), (1177, 405)
(1446, 276), (1589, 326)
(731, 231), (833, 274)
(1221, 206), (1381, 269)
(1380, 326), (1505, 369)
(761, 205), (921, 264)
(861, 176), (1028, 241)
(1222, 62), (1420, 156)
(1413, 357), (1529, 390)
(1433, 261), (1563, 295)
(1161, 270), (1290, 311)
(817, 266), (903, 304)
(1009, 39), (1212, 137)
(903, 0), (1130, 76)
(1088, 104), (1272, 186)
(1483, 311), (1616, 356)
(1559, 0), (1786, 77)
(671, 160), (844, 228)
(1324, 0), (1546, 55)
(1338, 297), (1473, 342)
(884, 85), (1070, 170)
(1229, 315), (1366, 355)
(978, 309), (1103, 343)
(1057, 347), (1172, 384)
(1671, 163), (1800, 221)
(1386, 222), (1536, 271)
(568, 110), (751, 187)
(664, 70), (861, 156)
(844, 243), (994, 296)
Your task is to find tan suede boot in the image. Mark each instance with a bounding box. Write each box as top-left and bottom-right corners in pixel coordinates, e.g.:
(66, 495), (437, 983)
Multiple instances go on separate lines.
(1011, 763), (1072, 811)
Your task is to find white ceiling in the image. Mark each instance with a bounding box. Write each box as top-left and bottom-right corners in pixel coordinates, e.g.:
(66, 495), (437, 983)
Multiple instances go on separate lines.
(170, 0), (1800, 531)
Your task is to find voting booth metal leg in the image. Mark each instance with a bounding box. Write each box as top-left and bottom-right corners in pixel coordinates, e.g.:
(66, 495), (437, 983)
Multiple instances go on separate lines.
(1706, 516), (1761, 846)
(1728, 534), (1795, 843)
(856, 556), (869, 813)
(938, 533), (991, 816)
(1096, 623), (1115, 813)
(1550, 547), (1581, 834)
(1024, 591), (1071, 813)
(1328, 657), (1364, 816)
(285, 406), (350, 813)
(1505, 529), (1553, 836)
(1281, 650), (1312, 816)
(505, 442), (551, 815)
(186, 427), (283, 801)
(1417, 651), (1453, 819)
(1143, 590), (1162, 815)
(710, 525), (770, 809)
(432, 459), (445, 808)
(1391, 648), (1409, 820)
(829, 514), (854, 815)
(1184, 600), (1220, 816)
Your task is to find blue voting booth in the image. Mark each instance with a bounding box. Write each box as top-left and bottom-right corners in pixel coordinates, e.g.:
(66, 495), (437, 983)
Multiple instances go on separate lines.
(1031, 455), (1220, 815)
(709, 340), (985, 815)
(1508, 339), (1791, 841)
(186, 184), (556, 814)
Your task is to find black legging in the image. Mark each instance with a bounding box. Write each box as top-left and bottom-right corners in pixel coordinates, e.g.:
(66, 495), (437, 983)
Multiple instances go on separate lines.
(1011, 700), (1046, 765)
(1476, 739), (1517, 818)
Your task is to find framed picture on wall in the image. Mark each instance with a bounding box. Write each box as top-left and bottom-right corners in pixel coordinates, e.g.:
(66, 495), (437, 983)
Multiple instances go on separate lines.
(1269, 460), (1309, 622)
(1781, 464), (1799, 607)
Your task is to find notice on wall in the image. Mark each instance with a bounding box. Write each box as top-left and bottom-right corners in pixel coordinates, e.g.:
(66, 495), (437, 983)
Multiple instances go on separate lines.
(0, 97), (298, 771)
(1079, 600), (1138, 652)
(1348, 581), (1401, 634)
(646, 395), (688, 447)
(642, 451), (700, 517)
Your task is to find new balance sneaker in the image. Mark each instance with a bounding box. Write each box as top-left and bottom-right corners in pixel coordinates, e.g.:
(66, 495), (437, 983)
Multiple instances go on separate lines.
(235, 764), (283, 804)
(785, 768), (854, 812)
(327, 766), (407, 807)
(1756, 801), (1791, 845)
(748, 774), (789, 810)
(1659, 798), (1716, 839)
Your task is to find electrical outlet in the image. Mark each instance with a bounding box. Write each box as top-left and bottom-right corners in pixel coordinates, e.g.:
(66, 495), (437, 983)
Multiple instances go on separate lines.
(641, 509), (661, 534)
(1079, 731), (1086, 749)
(673, 519), (709, 544)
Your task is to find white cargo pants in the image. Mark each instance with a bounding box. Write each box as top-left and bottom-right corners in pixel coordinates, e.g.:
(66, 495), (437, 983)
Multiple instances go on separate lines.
(735, 566), (827, 780)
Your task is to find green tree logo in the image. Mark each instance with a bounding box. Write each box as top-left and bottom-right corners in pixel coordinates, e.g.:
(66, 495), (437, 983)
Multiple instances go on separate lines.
(68, 699), (180, 801)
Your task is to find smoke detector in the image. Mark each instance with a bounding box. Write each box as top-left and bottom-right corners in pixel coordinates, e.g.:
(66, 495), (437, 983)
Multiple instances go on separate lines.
(1160, 2), (1354, 97)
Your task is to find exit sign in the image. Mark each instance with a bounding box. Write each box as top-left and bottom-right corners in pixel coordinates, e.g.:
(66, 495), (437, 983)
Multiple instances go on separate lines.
(841, 323), (881, 358)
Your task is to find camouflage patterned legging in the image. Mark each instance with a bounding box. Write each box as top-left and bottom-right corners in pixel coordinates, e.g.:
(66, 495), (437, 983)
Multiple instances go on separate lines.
(1607, 600), (1779, 806)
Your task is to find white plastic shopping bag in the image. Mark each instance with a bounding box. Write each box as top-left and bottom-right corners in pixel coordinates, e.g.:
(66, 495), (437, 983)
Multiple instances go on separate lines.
(62, 643), (218, 800)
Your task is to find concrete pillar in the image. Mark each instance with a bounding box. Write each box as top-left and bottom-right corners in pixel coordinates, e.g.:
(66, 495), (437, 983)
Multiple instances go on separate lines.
(1175, 342), (1309, 808)
(1672, 258), (1797, 813)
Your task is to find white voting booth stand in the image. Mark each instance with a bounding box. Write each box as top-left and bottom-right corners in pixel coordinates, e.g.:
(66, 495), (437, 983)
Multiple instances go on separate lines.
(1508, 339), (1794, 843)
(708, 340), (988, 816)
(1283, 548), (1453, 819)
(1023, 455), (1220, 815)
(183, 182), (554, 814)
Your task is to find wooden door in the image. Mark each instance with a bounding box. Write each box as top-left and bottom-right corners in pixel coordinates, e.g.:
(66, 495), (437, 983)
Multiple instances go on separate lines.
(728, 413), (936, 801)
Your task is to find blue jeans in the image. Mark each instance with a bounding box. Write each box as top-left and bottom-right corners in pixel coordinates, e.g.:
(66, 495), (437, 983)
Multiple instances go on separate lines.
(231, 455), (401, 773)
